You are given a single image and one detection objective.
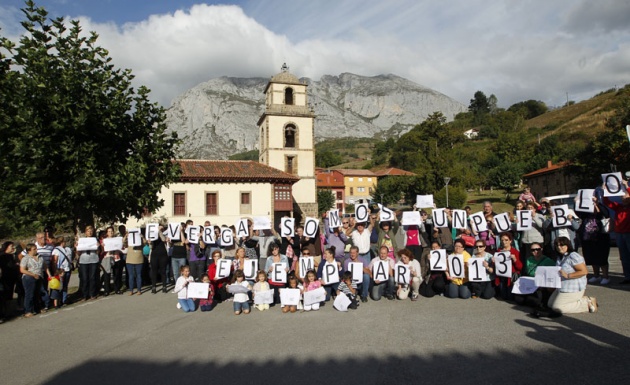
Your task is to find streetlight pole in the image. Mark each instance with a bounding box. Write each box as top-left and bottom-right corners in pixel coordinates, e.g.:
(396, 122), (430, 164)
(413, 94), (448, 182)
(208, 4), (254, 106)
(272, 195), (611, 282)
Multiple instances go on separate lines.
(444, 177), (451, 207)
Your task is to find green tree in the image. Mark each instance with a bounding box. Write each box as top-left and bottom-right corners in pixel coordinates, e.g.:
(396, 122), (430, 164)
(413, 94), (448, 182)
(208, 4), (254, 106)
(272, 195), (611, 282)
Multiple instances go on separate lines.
(0, 1), (180, 235)
(469, 91), (490, 125)
(508, 100), (548, 119)
(487, 162), (524, 195)
(315, 150), (343, 168)
(317, 190), (336, 215)
(433, 186), (468, 209)
(574, 94), (630, 185)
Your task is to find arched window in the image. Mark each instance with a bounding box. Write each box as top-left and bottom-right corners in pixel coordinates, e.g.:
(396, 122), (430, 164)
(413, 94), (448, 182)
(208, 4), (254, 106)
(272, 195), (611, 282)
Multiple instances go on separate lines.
(284, 124), (296, 148)
(285, 87), (294, 105)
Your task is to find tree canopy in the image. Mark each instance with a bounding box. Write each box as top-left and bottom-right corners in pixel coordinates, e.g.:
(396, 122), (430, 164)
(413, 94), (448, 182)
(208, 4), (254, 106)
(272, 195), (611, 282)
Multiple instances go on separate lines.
(0, 1), (180, 235)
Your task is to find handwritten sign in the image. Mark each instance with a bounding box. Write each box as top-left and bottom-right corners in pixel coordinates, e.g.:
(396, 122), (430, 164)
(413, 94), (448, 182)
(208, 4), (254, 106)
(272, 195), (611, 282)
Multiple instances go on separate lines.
(401, 211), (422, 226)
(103, 237), (123, 252)
(254, 289), (274, 305)
(333, 292), (352, 312)
(534, 266), (562, 288)
(253, 216), (271, 230)
(187, 282), (210, 299)
(280, 288), (301, 306)
(303, 287), (326, 306)
(416, 194), (434, 208)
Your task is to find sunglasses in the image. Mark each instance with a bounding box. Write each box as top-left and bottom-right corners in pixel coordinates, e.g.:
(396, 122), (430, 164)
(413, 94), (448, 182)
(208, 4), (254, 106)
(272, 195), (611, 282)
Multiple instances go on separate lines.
(531, 248), (542, 252)
(302, 252), (310, 255)
(342, 222), (349, 224)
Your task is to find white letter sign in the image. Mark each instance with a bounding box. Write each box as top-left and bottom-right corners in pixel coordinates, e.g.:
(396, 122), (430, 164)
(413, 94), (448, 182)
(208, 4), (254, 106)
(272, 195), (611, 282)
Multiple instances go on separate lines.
(493, 212), (512, 233)
(215, 259), (231, 279)
(103, 237), (123, 252)
(551, 204), (570, 228)
(328, 210), (342, 230)
(378, 204), (395, 221)
(355, 203), (369, 222)
(372, 260), (389, 282)
(280, 217), (295, 237)
(201, 226), (215, 244)
(187, 226), (199, 244)
(348, 262), (364, 283)
(401, 211), (422, 226)
(145, 223), (159, 241)
(429, 249), (447, 271)
(394, 263), (410, 284)
(575, 189), (595, 213)
(493, 252), (512, 278)
(271, 263), (287, 284)
(469, 212), (487, 233)
(299, 257), (314, 278)
(243, 259), (258, 281)
(602, 172), (625, 197)
(303, 217), (319, 238)
(516, 210), (533, 231)
(467, 258), (489, 282)
(452, 209), (467, 230)
(448, 254), (465, 279)
(253, 216), (271, 231)
(236, 219), (249, 238)
(220, 228), (234, 247)
(127, 229), (142, 247)
(322, 262), (339, 285)
(432, 209), (448, 228)
(167, 223), (181, 241)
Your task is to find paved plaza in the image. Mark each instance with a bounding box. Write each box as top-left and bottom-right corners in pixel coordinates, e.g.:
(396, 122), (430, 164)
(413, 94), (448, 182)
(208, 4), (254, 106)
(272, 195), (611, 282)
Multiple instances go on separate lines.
(2, 249), (630, 385)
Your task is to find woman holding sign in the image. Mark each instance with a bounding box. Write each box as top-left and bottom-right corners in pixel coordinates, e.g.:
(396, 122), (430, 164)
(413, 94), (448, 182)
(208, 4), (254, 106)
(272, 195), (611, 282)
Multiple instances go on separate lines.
(396, 249), (421, 301)
(445, 239), (472, 299)
(264, 243), (289, 305)
(419, 241), (447, 298)
(548, 237), (597, 313)
(494, 232), (522, 300)
(603, 179), (630, 284)
(317, 247), (341, 301)
(76, 225), (101, 301)
(150, 224), (169, 294)
(469, 240), (495, 299)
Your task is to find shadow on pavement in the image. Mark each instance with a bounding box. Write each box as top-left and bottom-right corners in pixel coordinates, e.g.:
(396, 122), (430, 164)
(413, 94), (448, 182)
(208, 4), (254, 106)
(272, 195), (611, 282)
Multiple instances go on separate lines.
(43, 314), (630, 385)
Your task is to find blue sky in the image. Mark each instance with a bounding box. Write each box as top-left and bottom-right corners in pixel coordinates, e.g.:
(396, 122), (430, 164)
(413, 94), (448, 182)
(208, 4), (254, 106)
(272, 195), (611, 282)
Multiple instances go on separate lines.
(2, 0), (629, 108)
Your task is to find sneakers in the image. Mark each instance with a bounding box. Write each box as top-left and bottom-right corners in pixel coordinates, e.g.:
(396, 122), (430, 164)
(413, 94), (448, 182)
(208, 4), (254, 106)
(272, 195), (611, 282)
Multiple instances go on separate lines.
(385, 294), (395, 300)
(600, 278), (610, 285)
(176, 302), (181, 309)
(588, 276), (601, 284)
(587, 297), (598, 313)
(361, 296), (368, 303)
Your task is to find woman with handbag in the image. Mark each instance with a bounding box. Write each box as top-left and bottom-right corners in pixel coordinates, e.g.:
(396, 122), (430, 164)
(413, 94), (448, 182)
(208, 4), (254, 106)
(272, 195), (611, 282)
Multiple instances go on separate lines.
(579, 194), (611, 285)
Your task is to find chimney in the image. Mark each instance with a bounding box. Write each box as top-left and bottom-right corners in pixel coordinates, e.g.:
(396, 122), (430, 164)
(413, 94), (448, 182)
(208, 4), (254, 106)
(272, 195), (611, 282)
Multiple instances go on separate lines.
(547, 160), (552, 168)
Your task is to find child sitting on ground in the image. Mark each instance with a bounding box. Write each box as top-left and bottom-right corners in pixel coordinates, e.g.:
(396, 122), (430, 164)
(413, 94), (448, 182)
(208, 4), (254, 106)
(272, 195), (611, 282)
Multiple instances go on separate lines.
(252, 270), (271, 311)
(199, 275), (214, 312)
(174, 265), (196, 312)
(282, 275), (300, 314)
(228, 270), (252, 315)
(337, 271), (359, 310)
(303, 269), (322, 311)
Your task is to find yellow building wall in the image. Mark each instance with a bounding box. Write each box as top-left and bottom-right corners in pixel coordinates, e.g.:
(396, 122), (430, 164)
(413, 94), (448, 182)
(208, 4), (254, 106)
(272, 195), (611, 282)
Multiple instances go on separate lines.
(344, 176), (377, 202)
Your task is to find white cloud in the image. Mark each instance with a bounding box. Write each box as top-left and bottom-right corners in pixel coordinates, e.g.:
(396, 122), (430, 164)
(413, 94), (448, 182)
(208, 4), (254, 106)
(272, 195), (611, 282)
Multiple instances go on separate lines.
(2, 0), (629, 109)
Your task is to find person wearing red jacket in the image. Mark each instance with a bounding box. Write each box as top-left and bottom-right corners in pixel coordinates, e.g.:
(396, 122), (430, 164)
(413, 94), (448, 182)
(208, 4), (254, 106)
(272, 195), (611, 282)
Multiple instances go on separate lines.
(207, 250), (232, 302)
(604, 180), (630, 284)
(494, 232), (523, 300)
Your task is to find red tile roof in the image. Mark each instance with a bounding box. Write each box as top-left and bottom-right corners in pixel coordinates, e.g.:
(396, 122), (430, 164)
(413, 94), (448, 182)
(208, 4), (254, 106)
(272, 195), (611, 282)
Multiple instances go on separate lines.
(522, 161), (570, 178)
(316, 169), (345, 188)
(333, 169), (377, 176)
(373, 167), (416, 177)
(176, 160), (299, 184)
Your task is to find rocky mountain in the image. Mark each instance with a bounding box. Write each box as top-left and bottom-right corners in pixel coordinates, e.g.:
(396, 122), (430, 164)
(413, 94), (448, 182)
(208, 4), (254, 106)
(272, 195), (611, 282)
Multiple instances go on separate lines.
(166, 73), (467, 159)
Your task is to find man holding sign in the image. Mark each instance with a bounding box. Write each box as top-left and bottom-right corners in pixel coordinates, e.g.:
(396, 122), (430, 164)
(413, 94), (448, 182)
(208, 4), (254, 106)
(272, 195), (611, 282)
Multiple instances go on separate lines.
(368, 246), (395, 300)
(543, 207), (580, 257)
(343, 246), (371, 302)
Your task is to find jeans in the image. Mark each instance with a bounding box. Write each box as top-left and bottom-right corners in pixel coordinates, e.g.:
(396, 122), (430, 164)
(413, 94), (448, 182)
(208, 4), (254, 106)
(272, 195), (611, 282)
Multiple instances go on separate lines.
(358, 273), (371, 298)
(618, 233), (630, 280)
(178, 298), (196, 312)
(233, 301), (251, 313)
(79, 262), (100, 299)
(446, 283), (472, 299)
(189, 259), (207, 281)
(323, 282), (340, 301)
(171, 258), (187, 281)
(127, 263), (143, 293)
(61, 271), (72, 304)
(22, 275), (37, 314)
(371, 276), (395, 300)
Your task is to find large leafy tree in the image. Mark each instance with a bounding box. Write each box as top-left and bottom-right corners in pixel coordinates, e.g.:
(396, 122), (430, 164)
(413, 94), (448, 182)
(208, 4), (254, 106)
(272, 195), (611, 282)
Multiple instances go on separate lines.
(0, 1), (180, 235)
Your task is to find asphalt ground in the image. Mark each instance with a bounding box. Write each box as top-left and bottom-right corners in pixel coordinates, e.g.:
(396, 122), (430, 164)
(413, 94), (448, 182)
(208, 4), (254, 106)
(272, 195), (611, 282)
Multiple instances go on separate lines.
(1, 249), (629, 385)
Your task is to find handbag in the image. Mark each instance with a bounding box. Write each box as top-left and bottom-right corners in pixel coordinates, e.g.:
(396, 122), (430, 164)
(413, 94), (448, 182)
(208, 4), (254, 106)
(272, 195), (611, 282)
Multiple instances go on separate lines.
(49, 276), (61, 290)
(461, 234), (476, 247)
(142, 244), (150, 257)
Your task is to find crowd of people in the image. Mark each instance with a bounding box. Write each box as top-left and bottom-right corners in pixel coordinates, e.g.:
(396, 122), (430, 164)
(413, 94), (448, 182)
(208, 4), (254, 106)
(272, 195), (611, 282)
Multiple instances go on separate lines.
(1, 181), (629, 322)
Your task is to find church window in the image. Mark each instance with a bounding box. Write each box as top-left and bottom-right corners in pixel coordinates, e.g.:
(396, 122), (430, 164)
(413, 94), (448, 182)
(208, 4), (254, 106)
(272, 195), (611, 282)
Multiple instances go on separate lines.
(285, 124), (296, 148)
(285, 87), (294, 105)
